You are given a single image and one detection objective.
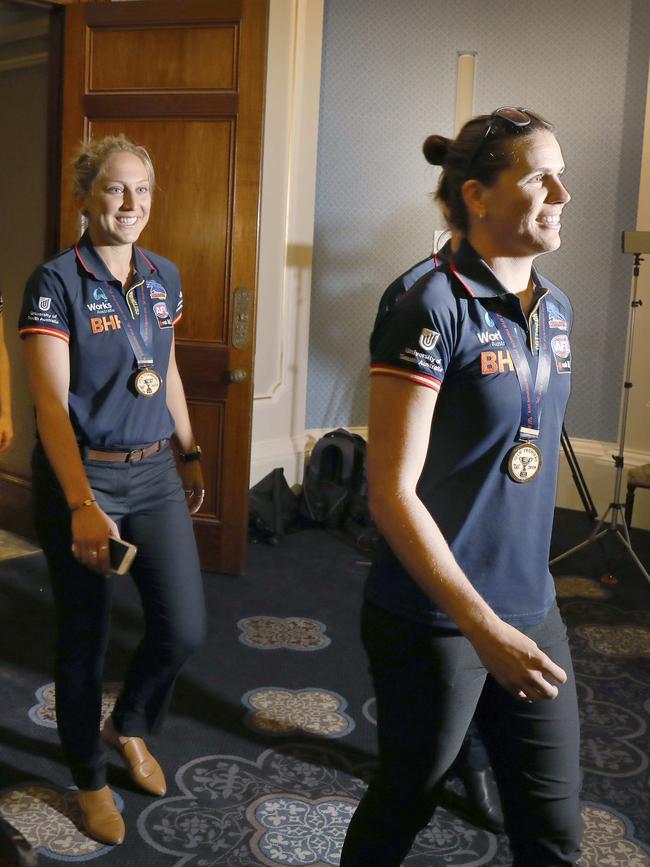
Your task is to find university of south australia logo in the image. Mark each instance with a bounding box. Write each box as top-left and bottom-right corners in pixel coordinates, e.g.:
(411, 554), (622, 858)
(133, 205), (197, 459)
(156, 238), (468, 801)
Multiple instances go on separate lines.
(419, 328), (440, 351)
(38, 297), (51, 312)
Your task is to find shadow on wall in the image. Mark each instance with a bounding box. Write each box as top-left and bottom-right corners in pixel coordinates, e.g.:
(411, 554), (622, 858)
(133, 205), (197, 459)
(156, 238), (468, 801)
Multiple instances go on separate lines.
(308, 199), (439, 429)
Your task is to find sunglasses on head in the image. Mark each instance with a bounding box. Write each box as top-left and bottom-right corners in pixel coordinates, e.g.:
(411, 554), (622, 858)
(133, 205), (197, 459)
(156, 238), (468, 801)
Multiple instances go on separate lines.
(464, 106), (537, 178)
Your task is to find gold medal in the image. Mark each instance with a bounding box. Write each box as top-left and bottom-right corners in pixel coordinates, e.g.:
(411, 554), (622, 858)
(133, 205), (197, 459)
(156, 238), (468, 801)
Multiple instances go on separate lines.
(507, 442), (542, 483)
(133, 368), (162, 397)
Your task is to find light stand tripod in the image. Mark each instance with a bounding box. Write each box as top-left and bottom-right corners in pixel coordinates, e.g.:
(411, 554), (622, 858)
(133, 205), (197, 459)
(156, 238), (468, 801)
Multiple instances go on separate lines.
(550, 248), (650, 585)
(560, 424), (598, 523)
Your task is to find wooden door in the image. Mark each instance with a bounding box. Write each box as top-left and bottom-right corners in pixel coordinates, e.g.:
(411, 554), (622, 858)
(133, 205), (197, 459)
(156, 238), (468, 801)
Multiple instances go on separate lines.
(59, 0), (268, 574)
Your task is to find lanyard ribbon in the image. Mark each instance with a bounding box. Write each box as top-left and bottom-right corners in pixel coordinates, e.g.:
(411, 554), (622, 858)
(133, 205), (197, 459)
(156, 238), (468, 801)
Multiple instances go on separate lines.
(105, 279), (154, 369)
(494, 295), (551, 442)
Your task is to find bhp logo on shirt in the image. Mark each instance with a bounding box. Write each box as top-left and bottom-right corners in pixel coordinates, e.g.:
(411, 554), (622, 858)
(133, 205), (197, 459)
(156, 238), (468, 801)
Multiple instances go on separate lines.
(481, 350), (514, 375)
(90, 315), (122, 334)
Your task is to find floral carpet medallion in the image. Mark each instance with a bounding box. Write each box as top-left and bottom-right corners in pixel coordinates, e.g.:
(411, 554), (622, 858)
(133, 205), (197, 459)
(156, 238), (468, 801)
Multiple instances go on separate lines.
(0, 783), (123, 861)
(577, 804), (650, 866)
(575, 624), (650, 658)
(405, 817), (498, 865)
(137, 744), (367, 866)
(561, 602), (650, 686)
(28, 682), (121, 730)
(577, 679), (647, 777)
(555, 576), (611, 599)
(246, 795), (357, 865)
(137, 744), (500, 866)
(237, 617), (331, 651)
(242, 688), (354, 738)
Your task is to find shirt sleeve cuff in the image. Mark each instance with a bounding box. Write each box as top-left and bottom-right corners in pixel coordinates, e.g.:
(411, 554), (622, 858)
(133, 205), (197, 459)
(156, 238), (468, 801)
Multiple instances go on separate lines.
(19, 326), (70, 343)
(370, 364), (442, 391)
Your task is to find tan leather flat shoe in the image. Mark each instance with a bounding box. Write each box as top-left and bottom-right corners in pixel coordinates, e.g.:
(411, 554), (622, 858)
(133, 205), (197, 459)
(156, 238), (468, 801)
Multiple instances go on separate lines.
(77, 786), (125, 845)
(101, 716), (167, 797)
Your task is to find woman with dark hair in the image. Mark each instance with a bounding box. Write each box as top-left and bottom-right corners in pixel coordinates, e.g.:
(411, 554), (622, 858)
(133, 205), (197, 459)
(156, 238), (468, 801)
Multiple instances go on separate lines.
(340, 109), (581, 865)
(20, 135), (206, 846)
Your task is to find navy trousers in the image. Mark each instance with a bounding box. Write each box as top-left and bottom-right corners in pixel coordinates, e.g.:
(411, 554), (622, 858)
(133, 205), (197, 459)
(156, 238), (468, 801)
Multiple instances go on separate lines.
(32, 442), (206, 790)
(340, 601), (582, 866)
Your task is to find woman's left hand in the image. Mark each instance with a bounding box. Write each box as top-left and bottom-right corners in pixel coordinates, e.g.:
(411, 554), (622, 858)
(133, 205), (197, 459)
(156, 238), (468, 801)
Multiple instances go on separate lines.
(179, 460), (205, 514)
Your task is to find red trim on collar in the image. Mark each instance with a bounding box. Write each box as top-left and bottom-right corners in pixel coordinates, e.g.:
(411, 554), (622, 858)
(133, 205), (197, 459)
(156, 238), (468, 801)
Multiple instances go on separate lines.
(449, 259), (476, 298)
(433, 254), (440, 269)
(74, 246), (96, 278)
(137, 248), (158, 272)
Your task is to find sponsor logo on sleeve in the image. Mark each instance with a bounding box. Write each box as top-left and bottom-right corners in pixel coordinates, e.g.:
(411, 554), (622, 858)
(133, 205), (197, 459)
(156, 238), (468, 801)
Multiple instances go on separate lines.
(546, 300), (568, 331)
(38, 297), (51, 312)
(418, 328), (440, 351)
(399, 346), (443, 373)
(146, 279), (167, 300)
(551, 333), (571, 372)
(153, 301), (173, 329)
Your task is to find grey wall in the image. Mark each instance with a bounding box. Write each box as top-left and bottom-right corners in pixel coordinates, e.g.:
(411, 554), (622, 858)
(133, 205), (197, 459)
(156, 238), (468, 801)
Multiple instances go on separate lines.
(307, 0), (649, 442)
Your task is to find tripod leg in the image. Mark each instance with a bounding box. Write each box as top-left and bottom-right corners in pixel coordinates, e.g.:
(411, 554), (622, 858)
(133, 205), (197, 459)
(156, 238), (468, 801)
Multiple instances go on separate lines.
(561, 426), (598, 521)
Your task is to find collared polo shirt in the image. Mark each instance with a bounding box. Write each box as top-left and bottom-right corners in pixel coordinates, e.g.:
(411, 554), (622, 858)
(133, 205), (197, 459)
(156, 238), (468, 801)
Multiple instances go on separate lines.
(19, 232), (183, 448)
(367, 240), (573, 629)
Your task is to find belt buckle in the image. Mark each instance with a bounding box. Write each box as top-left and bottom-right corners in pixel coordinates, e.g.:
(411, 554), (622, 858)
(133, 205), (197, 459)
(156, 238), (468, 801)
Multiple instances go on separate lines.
(128, 447), (146, 463)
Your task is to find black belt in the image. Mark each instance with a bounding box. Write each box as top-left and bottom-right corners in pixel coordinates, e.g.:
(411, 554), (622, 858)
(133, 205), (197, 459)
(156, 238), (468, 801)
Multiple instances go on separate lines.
(84, 439), (169, 463)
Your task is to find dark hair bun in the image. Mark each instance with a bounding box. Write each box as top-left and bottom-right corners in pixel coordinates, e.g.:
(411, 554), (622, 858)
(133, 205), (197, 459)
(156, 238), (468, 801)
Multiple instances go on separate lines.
(422, 134), (450, 166)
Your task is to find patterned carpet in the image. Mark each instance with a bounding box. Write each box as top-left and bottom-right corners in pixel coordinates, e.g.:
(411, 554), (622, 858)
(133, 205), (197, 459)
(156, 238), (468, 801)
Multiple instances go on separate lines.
(0, 511), (649, 866)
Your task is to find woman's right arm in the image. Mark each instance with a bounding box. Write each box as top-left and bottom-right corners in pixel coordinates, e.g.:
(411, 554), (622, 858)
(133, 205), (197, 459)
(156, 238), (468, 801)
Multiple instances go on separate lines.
(368, 373), (567, 702)
(23, 334), (118, 574)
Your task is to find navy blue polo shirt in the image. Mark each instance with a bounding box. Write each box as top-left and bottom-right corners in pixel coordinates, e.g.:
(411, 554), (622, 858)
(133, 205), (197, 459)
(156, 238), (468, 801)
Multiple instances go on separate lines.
(19, 232), (182, 448)
(367, 240), (573, 629)
(374, 251), (442, 330)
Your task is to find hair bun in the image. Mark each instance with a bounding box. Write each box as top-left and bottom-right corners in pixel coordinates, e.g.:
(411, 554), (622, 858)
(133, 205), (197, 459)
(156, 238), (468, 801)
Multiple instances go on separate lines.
(422, 135), (450, 166)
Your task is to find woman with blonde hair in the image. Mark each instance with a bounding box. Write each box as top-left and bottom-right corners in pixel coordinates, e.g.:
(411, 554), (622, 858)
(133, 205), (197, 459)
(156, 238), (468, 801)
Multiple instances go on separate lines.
(20, 135), (205, 846)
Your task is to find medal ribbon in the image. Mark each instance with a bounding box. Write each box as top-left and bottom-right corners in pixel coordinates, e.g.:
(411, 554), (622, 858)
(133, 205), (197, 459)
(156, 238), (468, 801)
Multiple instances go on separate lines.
(494, 295), (551, 442)
(105, 280), (154, 370)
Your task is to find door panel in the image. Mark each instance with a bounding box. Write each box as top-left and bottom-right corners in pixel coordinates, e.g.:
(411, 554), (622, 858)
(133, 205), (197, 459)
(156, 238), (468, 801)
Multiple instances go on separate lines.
(89, 26), (238, 92)
(60, 0), (268, 574)
(90, 118), (234, 343)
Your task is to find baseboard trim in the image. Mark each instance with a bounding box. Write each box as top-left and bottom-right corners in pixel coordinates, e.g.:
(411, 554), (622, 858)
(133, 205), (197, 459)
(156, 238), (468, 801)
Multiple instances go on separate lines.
(251, 430), (650, 530)
(0, 470), (36, 540)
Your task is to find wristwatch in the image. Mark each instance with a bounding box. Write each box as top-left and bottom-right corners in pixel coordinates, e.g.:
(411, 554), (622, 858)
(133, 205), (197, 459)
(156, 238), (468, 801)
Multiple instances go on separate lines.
(179, 445), (202, 463)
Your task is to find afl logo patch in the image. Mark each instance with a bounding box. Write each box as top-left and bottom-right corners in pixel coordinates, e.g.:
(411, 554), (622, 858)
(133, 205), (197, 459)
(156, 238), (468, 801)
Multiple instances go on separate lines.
(38, 296), (51, 312)
(153, 302), (170, 320)
(419, 328), (440, 351)
(551, 334), (570, 359)
(552, 333), (571, 373)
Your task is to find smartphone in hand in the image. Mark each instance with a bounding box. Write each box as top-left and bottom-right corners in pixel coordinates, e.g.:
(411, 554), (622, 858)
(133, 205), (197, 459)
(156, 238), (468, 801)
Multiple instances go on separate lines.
(109, 536), (137, 575)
